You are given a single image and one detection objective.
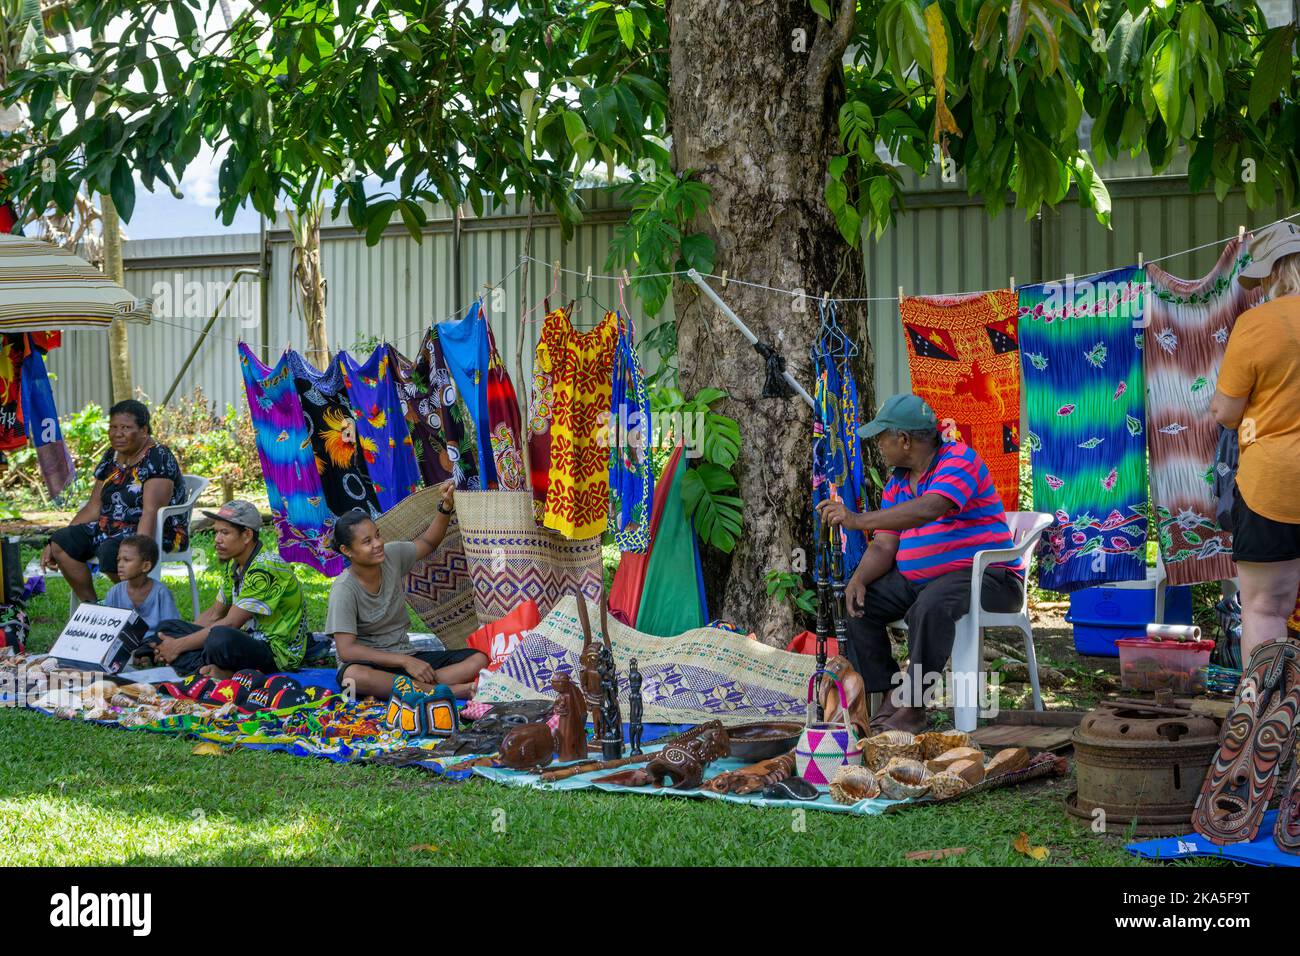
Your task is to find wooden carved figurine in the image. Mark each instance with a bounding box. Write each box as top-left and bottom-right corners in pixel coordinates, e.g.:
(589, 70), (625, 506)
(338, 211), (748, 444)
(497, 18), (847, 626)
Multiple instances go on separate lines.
(646, 720), (731, 790)
(628, 657), (644, 755)
(576, 592), (604, 740)
(598, 646), (623, 760)
(550, 671), (588, 763)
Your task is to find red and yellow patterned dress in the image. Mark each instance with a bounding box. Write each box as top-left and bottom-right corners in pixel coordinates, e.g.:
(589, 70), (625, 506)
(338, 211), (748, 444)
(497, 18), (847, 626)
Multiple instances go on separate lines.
(527, 307), (618, 538)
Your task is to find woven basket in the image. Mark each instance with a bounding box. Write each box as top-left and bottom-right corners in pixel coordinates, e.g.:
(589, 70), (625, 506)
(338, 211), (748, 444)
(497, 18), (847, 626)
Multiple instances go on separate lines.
(375, 486), (477, 648)
(454, 490), (604, 625)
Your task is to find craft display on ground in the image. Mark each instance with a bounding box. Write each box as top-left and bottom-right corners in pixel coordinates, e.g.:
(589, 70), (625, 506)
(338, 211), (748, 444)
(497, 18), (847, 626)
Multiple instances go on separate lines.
(474, 595), (815, 725)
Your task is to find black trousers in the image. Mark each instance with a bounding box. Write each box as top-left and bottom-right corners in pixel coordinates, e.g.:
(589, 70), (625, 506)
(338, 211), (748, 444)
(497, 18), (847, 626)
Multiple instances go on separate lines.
(841, 566), (1024, 705)
(154, 618), (279, 676)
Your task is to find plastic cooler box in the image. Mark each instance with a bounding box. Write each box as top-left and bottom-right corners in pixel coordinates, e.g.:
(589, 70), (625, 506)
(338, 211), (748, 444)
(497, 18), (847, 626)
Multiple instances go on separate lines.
(1116, 637), (1215, 695)
(1065, 568), (1194, 657)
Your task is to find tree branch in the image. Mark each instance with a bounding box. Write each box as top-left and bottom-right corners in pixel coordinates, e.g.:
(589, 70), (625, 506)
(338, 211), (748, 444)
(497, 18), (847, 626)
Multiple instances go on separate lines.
(805, 0), (857, 110)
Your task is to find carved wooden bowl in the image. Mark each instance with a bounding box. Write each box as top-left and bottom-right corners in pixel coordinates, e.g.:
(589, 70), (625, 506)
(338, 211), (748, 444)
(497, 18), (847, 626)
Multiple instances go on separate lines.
(725, 721), (803, 761)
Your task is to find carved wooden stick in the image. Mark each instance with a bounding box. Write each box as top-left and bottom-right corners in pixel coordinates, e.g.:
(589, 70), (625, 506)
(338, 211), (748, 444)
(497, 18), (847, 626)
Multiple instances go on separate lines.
(539, 750), (656, 782)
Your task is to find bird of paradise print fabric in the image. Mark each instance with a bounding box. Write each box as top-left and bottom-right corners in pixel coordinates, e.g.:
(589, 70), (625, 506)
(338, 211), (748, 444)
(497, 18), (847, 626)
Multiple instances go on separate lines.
(1018, 268), (1148, 592)
(238, 345), (343, 576)
(900, 290), (1022, 511)
(287, 350), (382, 525)
(1145, 239), (1261, 587)
(339, 347), (423, 512)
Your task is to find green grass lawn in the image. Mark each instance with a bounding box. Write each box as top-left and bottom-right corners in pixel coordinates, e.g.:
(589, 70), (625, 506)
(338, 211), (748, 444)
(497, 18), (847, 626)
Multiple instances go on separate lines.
(0, 532), (1190, 867)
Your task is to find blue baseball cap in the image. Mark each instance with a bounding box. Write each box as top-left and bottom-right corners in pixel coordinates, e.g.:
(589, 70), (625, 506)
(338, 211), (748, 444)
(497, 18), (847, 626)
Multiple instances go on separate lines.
(857, 393), (939, 439)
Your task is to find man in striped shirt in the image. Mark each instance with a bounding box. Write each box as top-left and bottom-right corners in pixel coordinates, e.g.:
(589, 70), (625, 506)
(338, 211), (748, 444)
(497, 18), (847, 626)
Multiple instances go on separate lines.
(817, 394), (1023, 734)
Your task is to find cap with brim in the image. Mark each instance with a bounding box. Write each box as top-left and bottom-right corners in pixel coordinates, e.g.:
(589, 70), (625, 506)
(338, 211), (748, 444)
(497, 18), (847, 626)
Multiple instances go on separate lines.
(1239, 222), (1300, 286)
(856, 393), (940, 439)
(201, 500), (263, 531)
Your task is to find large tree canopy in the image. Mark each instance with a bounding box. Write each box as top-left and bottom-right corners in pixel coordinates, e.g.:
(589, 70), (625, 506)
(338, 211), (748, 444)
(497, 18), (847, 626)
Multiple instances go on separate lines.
(3, 0), (1296, 637)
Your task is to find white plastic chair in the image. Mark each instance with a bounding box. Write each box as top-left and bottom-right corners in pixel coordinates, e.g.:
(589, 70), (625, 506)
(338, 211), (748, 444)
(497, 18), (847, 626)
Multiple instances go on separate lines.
(889, 510), (1053, 733)
(151, 474), (209, 615)
(68, 473), (208, 614)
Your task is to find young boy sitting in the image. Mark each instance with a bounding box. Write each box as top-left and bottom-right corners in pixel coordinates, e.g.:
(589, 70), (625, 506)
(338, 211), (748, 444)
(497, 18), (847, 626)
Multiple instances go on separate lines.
(101, 534), (180, 639)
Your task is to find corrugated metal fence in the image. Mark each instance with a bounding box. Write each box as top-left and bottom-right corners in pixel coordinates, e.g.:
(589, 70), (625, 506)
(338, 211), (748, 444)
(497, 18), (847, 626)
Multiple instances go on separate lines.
(48, 162), (1299, 417)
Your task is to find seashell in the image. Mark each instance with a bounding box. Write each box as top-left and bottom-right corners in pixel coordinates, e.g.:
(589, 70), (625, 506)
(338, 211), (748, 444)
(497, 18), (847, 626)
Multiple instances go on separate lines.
(110, 693), (135, 709)
(946, 758), (986, 785)
(84, 707), (111, 722)
(927, 772), (970, 800)
(985, 747), (1030, 778)
(53, 706), (79, 720)
(878, 758), (934, 800)
(927, 746), (985, 774)
(863, 730), (922, 771)
(917, 730), (974, 760)
(83, 680), (117, 699)
(118, 712), (155, 728)
(829, 765), (881, 804)
(117, 682), (157, 702)
(38, 656), (61, 673)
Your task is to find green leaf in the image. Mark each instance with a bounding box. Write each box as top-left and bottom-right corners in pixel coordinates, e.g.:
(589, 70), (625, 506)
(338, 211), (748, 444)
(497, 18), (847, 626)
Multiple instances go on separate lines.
(677, 232), (715, 273)
(365, 200), (397, 245)
(109, 157), (135, 222)
(810, 0), (832, 20)
(1150, 31), (1183, 132)
(1249, 25), (1296, 122)
(615, 8), (635, 49)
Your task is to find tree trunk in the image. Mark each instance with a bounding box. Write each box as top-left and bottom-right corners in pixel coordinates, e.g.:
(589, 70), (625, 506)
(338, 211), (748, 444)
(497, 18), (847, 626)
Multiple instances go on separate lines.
(292, 207), (330, 369)
(100, 194), (133, 404)
(668, 0), (876, 644)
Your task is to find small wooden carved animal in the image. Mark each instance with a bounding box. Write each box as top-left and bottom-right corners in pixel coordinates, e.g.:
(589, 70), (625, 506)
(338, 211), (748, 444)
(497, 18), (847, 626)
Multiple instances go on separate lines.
(646, 720), (730, 790)
(704, 750), (796, 795)
(498, 722), (556, 771)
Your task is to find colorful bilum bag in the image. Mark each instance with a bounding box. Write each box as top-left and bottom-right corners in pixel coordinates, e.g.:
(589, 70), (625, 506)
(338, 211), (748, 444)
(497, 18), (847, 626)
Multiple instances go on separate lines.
(795, 670), (863, 785)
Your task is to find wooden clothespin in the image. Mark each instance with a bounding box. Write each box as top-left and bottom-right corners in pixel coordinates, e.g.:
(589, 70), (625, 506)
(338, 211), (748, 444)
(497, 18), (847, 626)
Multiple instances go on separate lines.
(720, 269), (728, 289)
(1009, 275), (1016, 291)
(552, 259), (561, 282)
(898, 285), (905, 303)
(1237, 225), (1246, 241)
(622, 269), (630, 286)
(585, 265), (593, 286)
(1136, 252), (1144, 269)
(822, 290), (831, 307)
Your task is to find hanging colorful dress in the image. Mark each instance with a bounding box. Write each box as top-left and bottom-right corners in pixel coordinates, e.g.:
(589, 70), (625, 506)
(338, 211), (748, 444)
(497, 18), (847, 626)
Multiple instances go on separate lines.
(0, 335), (24, 454)
(608, 315), (655, 552)
(528, 305), (565, 521)
(286, 350), (381, 523)
(238, 345), (340, 575)
(389, 332), (479, 490)
(1145, 238), (1260, 586)
(339, 346), (422, 512)
(485, 324), (526, 491)
(811, 316), (868, 576)
(637, 442), (709, 636)
(18, 335), (74, 500)
(437, 301), (497, 488)
(1018, 268), (1148, 592)
(900, 290), (1022, 510)
(528, 306), (619, 538)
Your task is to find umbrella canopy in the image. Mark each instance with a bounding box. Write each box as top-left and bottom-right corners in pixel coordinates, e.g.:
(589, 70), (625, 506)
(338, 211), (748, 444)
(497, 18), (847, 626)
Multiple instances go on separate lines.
(0, 233), (150, 334)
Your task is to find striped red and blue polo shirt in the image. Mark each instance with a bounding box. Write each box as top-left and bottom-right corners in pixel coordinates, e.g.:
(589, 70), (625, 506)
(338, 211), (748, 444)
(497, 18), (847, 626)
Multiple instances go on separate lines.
(876, 441), (1024, 585)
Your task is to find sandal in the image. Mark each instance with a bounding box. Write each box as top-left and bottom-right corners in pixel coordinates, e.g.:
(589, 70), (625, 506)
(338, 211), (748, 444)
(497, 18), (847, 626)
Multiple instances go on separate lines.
(1192, 640), (1300, 845)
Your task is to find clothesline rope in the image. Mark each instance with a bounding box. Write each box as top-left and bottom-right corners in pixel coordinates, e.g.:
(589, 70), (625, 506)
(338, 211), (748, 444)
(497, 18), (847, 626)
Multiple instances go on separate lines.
(525, 209), (1300, 303)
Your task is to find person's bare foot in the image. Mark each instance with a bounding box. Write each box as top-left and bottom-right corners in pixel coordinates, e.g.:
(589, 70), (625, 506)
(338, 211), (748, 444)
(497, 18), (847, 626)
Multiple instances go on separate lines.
(198, 664), (234, 679)
(881, 706), (928, 735)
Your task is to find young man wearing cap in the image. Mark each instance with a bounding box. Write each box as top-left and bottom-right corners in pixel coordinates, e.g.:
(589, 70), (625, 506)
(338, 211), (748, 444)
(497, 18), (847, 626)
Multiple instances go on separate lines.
(817, 393), (1024, 734)
(152, 500), (310, 678)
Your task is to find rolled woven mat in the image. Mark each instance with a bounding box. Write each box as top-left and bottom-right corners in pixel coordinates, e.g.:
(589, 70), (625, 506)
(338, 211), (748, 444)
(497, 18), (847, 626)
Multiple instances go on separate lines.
(455, 490), (604, 626)
(375, 486), (477, 649)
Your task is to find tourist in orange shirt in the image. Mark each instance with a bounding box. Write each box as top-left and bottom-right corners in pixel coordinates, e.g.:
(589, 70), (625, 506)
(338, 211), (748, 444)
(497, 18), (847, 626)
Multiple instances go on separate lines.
(1211, 221), (1300, 661)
